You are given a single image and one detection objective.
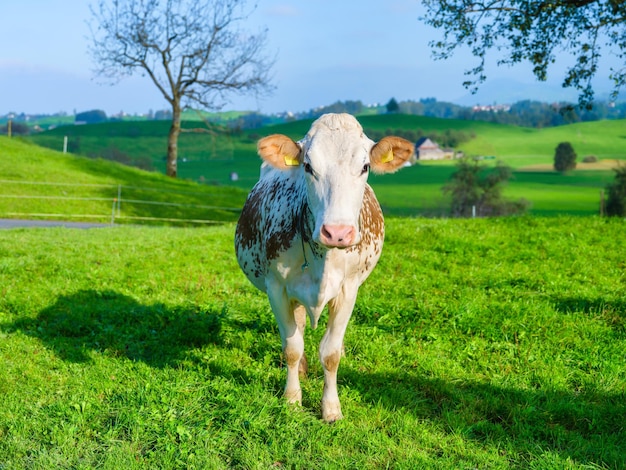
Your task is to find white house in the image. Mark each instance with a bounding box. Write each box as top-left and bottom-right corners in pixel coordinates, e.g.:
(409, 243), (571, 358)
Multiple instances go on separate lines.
(415, 137), (453, 160)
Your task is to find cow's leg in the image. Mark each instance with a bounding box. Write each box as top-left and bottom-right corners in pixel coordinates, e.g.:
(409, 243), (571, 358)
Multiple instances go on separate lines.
(319, 284), (358, 422)
(267, 283), (305, 405)
(294, 304), (308, 376)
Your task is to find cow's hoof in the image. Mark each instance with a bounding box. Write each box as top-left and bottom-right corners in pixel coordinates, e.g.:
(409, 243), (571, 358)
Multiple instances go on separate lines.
(284, 389), (302, 405)
(322, 412), (343, 423)
(322, 403), (343, 423)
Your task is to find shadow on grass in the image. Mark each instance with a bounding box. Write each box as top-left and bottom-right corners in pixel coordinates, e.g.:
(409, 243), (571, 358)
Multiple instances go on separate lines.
(3, 288), (624, 466)
(2, 289), (224, 367)
(342, 367), (626, 468)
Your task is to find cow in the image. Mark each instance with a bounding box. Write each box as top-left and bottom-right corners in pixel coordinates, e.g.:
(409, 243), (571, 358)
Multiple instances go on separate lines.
(234, 113), (414, 422)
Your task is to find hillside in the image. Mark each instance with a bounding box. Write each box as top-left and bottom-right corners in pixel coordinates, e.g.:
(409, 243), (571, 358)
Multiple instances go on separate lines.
(0, 137), (247, 225)
(256, 115), (623, 217)
(21, 114), (626, 217)
(30, 115), (626, 185)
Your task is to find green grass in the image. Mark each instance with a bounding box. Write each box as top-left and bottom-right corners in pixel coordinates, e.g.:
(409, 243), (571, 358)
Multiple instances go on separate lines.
(26, 115), (626, 217)
(0, 137), (247, 225)
(3, 115), (624, 467)
(0, 216), (624, 468)
(31, 114), (626, 182)
(369, 163), (616, 217)
(29, 120), (256, 185)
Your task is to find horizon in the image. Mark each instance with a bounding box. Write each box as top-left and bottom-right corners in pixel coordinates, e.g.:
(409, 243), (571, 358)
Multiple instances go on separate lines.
(4, 95), (625, 122)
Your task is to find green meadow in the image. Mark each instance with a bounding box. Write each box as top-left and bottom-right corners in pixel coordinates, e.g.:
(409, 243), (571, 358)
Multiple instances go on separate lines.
(0, 137), (247, 225)
(27, 114), (626, 217)
(1, 217), (625, 468)
(1, 119), (625, 468)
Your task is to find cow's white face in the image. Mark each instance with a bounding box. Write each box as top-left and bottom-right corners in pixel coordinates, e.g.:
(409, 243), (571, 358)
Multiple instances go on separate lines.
(256, 113), (414, 249)
(298, 117), (373, 247)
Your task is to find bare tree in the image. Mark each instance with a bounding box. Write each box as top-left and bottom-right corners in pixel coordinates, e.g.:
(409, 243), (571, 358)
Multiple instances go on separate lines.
(89, 0), (274, 177)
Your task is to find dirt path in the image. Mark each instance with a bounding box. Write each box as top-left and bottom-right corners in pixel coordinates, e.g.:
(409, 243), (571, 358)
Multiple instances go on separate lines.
(0, 219), (110, 229)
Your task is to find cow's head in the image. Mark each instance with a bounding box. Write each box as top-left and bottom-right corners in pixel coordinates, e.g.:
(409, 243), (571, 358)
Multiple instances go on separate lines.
(257, 113), (414, 248)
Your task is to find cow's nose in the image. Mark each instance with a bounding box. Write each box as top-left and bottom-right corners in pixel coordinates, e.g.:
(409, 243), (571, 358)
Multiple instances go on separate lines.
(320, 224), (356, 248)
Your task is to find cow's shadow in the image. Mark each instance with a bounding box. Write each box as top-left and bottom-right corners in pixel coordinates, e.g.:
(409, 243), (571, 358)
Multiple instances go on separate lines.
(3, 289), (624, 466)
(342, 354), (625, 467)
(2, 289), (224, 367)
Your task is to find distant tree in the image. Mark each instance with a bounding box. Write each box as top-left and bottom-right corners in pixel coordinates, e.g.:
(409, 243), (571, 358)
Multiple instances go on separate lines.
(439, 129), (471, 148)
(605, 164), (626, 216)
(421, 100), (460, 119)
(89, 0), (274, 177)
(316, 100), (364, 116)
(444, 158), (482, 217)
(153, 109), (173, 121)
(554, 142), (577, 173)
(386, 98), (399, 114)
(443, 158), (529, 217)
(363, 128), (384, 141)
(293, 97), (626, 129)
(88, 145), (155, 171)
(233, 112), (272, 130)
(75, 109), (108, 124)
(341, 100), (364, 115)
(1, 122), (29, 136)
(421, 0), (626, 108)
(398, 100), (425, 115)
(67, 136), (81, 153)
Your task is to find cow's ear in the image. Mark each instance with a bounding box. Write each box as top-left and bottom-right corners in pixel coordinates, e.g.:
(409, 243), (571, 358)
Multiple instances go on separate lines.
(257, 134), (302, 169)
(370, 136), (414, 174)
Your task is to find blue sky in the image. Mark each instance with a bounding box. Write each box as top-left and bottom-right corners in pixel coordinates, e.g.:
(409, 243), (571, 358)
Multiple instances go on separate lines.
(0, 0), (617, 115)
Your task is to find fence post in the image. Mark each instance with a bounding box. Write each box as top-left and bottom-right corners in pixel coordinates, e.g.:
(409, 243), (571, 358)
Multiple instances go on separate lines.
(7, 120), (11, 138)
(111, 198), (116, 225)
(63, 136), (68, 153)
(472, 205), (476, 218)
(117, 185), (122, 216)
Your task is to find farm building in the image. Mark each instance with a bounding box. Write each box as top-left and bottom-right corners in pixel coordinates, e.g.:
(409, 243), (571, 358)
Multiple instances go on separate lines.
(414, 137), (456, 160)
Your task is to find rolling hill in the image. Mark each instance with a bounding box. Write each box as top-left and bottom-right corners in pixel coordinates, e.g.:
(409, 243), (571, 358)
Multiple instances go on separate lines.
(17, 114), (626, 217)
(0, 136), (247, 225)
(30, 114), (626, 183)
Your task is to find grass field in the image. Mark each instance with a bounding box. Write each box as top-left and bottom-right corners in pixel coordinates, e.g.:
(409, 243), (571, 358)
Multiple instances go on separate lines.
(0, 216), (624, 468)
(31, 114), (626, 178)
(25, 114), (626, 217)
(2, 120), (626, 467)
(0, 137), (247, 225)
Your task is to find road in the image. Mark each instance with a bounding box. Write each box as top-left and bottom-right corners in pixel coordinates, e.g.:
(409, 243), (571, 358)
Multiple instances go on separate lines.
(0, 219), (111, 229)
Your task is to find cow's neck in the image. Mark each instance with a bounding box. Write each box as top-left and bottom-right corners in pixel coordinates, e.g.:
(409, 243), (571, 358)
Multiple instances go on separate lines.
(297, 202), (316, 271)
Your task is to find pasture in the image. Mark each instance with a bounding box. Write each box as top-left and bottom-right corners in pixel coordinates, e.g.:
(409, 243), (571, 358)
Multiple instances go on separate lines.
(1, 217), (625, 468)
(27, 115), (626, 217)
(0, 137), (247, 225)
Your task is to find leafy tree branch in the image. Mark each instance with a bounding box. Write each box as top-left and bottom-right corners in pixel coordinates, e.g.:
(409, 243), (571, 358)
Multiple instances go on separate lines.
(421, 0), (626, 108)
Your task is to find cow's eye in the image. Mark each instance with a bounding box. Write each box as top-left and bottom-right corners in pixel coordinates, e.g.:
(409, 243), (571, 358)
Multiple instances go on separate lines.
(361, 163), (370, 175)
(304, 162), (313, 174)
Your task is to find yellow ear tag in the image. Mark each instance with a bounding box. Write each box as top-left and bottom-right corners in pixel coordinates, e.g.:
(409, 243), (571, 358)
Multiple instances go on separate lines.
(283, 155), (299, 166)
(381, 149), (394, 163)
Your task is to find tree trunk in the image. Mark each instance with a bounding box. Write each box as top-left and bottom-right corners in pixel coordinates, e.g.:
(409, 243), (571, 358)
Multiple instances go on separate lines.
(166, 103), (182, 178)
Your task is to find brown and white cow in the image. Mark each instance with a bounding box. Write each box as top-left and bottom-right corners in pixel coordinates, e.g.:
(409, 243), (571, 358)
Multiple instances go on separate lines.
(235, 113), (413, 422)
